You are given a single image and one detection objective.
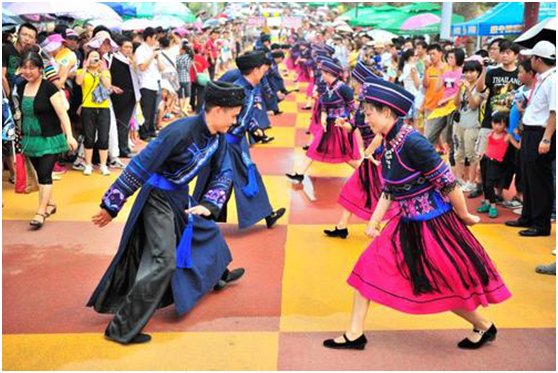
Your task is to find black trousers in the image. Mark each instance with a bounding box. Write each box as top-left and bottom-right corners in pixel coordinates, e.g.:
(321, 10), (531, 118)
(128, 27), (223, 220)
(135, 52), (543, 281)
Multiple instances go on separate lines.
(111, 91), (136, 156)
(139, 88), (158, 140)
(29, 153), (57, 185)
(519, 126), (556, 233)
(190, 82), (205, 114)
(208, 63), (216, 80)
(105, 189), (176, 343)
(81, 107), (110, 150)
(480, 156), (500, 204)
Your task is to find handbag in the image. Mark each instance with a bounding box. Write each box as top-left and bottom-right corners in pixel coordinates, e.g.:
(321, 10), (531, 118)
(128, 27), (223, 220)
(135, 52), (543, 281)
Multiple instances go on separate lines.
(192, 62), (210, 86)
(14, 153), (38, 194)
(196, 72), (210, 86)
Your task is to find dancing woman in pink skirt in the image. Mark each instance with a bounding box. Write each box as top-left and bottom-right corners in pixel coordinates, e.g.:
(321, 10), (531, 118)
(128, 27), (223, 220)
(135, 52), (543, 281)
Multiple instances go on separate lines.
(324, 62), (399, 239)
(323, 79), (511, 351)
(286, 60), (361, 184)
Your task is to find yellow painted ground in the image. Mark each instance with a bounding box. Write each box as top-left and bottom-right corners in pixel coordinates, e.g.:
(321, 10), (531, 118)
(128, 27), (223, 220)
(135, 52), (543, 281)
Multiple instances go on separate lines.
(2, 332), (279, 370)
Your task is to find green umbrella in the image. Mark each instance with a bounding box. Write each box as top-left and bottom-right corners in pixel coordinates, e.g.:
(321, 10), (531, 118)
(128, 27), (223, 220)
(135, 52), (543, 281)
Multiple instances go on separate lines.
(399, 2), (441, 13)
(383, 12), (465, 35)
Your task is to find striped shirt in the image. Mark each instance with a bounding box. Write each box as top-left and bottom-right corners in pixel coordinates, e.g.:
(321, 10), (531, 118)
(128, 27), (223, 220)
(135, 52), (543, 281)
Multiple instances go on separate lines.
(176, 54), (192, 83)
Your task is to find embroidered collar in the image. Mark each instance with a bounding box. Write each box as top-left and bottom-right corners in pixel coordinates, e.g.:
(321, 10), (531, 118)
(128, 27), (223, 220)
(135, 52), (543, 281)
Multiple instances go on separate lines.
(384, 119), (404, 142)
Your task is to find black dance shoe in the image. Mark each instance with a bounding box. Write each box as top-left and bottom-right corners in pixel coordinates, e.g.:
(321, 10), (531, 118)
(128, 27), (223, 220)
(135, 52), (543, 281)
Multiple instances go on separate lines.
(324, 227), (349, 239)
(266, 208), (286, 228)
(273, 110), (283, 116)
(105, 332), (152, 344)
(302, 145), (310, 151)
(214, 268), (246, 291)
(261, 136), (275, 144)
(286, 173), (304, 183)
(457, 324), (497, 349)
(323, 334), (368, 350)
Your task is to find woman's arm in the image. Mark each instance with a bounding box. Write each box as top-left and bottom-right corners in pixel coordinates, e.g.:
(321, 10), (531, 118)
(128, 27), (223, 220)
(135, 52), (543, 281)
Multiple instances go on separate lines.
(447, 186), (480, 225)
(100, 69), (112, 89)
(50, 91), (77, 150)
(365, 193), (393, 239)
(75, 68), (87, 86)
(411, 66), (420, 90)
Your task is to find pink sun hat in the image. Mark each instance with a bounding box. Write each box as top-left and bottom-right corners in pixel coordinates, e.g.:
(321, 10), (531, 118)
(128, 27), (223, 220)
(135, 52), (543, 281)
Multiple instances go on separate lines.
(86, 31), (119, 52)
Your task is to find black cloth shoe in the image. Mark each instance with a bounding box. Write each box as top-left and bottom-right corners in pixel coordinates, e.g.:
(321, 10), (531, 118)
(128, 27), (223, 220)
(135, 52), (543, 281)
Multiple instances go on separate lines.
(323, 334), (367, 350)
(214, 268), (245, 291)
(261, 136), (275, 144)
(324, 227), (349, 239)
(273, 110), (283, 115)
(519, 228), (551, 237)
(505, 219), (532, 228)
(105, 332), (152, 344)
(266, 208), (286, 228)
(302, 145), (310, 151)
(457, 324), (497, 349)
(286, 173), (304, 183)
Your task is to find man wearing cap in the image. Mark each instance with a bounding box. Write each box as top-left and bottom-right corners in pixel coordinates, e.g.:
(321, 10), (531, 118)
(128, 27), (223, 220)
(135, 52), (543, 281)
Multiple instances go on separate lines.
(506, 41), (556, 237)
(196, 51), (286, 231)
(88, 81), (247, 344)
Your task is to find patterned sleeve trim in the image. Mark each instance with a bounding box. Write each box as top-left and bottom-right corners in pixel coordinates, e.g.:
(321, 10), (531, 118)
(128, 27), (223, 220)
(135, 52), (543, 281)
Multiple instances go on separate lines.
(425, 161), (457, 193)
(200, 170), (233, 213)
(100, 158), (153, 216)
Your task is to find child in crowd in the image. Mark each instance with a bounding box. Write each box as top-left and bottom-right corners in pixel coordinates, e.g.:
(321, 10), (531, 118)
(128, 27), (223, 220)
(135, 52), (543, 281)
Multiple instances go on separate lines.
(155, 81), (177, 129)
(478, 111), (510, 218)
(453, 58), (483, 192)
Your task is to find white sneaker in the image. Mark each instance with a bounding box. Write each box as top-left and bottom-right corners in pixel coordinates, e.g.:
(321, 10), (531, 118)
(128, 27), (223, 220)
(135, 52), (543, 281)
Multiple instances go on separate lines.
(513, 207), (522, 215)
(462, 182), (475, 193)
(83, 164), (93, 176)
(100, 165), (111, 176)
(552, 249), (556, 256)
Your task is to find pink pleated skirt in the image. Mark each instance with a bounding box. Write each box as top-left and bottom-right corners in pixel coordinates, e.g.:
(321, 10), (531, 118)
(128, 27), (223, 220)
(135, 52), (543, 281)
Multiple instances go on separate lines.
(347, 211), (512, 314)
(338, 159), (399, 221)
(306, 121), (361, 164)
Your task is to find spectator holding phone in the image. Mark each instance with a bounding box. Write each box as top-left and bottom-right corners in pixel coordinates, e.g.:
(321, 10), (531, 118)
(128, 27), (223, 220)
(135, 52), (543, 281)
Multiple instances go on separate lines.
(76, 50), (112, 176)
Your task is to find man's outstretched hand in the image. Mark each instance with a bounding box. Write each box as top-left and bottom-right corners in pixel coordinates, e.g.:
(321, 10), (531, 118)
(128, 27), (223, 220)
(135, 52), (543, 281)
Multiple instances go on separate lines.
(185, 205), (211, 216)
(92, 209), (113, 227)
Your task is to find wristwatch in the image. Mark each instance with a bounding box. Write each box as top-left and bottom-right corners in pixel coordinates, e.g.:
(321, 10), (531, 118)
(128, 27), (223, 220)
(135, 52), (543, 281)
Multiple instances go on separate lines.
(542, 139), (551, 145)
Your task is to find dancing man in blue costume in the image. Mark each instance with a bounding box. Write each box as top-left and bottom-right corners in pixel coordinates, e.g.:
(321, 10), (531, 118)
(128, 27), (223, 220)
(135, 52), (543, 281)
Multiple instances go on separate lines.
(196, 51), (286, 230)
(88, 81), (247, 345)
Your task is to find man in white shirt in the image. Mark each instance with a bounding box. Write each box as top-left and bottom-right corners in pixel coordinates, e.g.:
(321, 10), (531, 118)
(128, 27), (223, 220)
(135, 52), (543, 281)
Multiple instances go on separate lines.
(506, 41), (556, 237)
(135, 27), (164, 141)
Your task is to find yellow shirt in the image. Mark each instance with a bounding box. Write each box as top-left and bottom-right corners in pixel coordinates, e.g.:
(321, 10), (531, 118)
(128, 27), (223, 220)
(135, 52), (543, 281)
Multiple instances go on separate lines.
(55, 47), (77, 74)
(77, 69), (111, 109)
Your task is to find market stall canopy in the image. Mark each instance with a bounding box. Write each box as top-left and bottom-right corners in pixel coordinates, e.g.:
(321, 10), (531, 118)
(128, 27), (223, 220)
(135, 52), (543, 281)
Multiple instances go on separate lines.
(515, 17), (556, 48)
(452, 2), (556, 37)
